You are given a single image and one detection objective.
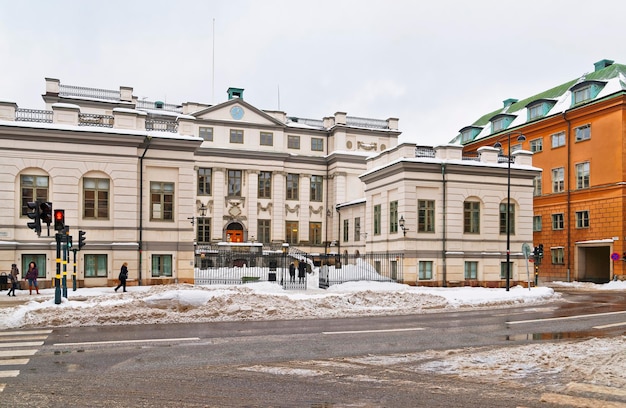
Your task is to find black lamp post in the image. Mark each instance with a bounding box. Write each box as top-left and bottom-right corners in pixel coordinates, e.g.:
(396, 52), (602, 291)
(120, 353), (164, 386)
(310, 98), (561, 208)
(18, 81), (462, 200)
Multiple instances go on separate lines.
(399, 215), (408, 236)
(494, 132), (526, 291)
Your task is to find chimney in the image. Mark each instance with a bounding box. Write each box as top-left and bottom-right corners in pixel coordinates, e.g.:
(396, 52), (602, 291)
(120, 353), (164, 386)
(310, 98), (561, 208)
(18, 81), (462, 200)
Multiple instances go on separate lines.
(594, 59), (614, 72)
(227, 87), (244, 100)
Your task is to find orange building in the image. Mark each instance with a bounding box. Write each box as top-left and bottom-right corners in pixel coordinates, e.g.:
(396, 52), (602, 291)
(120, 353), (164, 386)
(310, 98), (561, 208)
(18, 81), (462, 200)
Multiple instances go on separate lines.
(455, 59), (626, 284)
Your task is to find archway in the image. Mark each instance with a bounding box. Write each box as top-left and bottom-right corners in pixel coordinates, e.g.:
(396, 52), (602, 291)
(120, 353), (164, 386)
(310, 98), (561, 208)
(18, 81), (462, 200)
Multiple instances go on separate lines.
(225, 221), (245, 243)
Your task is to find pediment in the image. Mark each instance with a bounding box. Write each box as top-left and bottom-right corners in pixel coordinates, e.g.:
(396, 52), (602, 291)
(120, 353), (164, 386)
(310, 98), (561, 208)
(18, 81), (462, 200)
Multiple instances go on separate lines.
(192, 99), (284, 127)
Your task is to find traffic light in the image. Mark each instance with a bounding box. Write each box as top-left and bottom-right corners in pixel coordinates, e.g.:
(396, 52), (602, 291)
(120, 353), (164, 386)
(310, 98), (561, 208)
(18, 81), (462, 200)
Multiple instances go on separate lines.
(54, 209), (65, 231)
(67, 235), (73, 249)
(78, 230), (86, 250)
(26, 201), (42, 236)
(40, 202), (53, 226)
(538, 244), (544, 258)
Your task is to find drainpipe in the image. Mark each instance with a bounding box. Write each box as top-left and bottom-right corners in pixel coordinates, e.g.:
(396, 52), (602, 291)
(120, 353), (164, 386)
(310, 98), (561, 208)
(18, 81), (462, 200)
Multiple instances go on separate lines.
(325, 135), (330, 255)
(441, 163), (447, 287)
(138, 136), (152, 286)
(336, 204), (341, 262)
(563, 112), (572, 282)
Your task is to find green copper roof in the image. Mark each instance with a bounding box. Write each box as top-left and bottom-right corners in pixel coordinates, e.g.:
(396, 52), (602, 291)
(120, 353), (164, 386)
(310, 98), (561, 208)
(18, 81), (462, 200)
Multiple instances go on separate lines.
(455, 61), (626, 144)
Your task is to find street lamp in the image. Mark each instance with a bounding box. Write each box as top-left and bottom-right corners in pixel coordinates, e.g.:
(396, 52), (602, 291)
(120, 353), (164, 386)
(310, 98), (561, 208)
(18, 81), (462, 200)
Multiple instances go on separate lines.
(494, 132), (526, 291)
(399, 215), (409, 236)
(188, 202), (208, 226)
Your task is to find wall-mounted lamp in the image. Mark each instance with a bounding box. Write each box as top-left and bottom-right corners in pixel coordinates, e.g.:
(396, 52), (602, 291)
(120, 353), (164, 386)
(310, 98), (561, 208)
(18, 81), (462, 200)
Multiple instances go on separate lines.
(188, 203), (208, 225)
(399, 215), (409, 236)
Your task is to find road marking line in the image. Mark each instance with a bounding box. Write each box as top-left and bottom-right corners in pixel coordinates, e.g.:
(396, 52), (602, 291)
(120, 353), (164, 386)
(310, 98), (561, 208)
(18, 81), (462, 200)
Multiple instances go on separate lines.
(593, 321), (626, 329)
(322, 327), (425, 335)
(0, 335), (49, 342)
(507, 310), (626, 325)
(0, 370), (20, 378)
(0, 350), (38, 358)
(0, 330), (52, 336)
(0, 384), (4, 392)
(0, 359), (29, 366)
(566, 382), (626, 398)
(541, 392), (626, 408)
(53, 337), (201, 347)
(0, 342), (44, 348)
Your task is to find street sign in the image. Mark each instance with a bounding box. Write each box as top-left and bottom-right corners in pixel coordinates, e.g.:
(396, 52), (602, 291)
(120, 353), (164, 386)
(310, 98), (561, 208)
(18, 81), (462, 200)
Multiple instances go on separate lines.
(610, 252), (620, 261)
(522, 243), (531, 258)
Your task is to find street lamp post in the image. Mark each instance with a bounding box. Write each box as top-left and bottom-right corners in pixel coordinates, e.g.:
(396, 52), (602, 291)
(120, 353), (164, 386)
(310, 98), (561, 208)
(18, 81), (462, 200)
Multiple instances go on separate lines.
(494, 132), (526, 291)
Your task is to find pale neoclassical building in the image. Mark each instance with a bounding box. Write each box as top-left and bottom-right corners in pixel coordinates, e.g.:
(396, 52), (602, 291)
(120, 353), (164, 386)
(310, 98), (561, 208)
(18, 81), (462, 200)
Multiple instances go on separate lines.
(0, 78), (539, 288)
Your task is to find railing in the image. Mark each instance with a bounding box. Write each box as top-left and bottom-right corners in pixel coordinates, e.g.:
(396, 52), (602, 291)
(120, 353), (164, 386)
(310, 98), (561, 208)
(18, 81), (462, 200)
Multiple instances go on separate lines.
(415, 146), (436, 158)
(318, 252), (404, 288)
(78, 113), (114, 127)
(136, 99), (183, 113)
(15, 109), (53, 123)
(145, 119), (178, 132)
(59, 84), (120, 101)
(346, 116), (389, 130)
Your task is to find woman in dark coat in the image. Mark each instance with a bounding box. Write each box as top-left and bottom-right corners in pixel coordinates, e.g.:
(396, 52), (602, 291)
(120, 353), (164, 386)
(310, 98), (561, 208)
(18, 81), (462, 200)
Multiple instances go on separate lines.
(25, 261), (39, 295)
(297, 261), (306, 284)
(115, 262), (128, 292)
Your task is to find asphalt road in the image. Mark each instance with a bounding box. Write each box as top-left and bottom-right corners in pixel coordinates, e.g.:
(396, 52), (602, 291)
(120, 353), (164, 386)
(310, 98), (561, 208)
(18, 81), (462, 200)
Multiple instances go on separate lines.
(1, 289), (625, 407)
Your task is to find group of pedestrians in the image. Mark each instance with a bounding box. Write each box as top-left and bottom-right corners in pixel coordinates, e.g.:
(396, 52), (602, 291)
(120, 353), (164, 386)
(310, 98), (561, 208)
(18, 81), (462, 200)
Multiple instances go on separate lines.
(288, 261), (307, 284)
(6, 262), (39, 296)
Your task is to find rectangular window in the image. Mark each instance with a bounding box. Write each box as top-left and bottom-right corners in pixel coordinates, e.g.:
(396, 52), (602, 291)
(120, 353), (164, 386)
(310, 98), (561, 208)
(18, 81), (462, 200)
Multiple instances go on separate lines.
(198, 168), (212, 196)
(492, 118), (504, 132)
(576, 210), (589, 229)
(258, 219), (271, 244)
(150, 182), (174, 221)
(152, 254), (173, 277)
(418, 200), (435, 233)
(374, 204), (381, 235)
(500, 262), (513, 279)
(418, 261), (433, 280)
(22, 255), (46, 279)
(551, 247), (565, 264)
(552, 167), (565, 193)
(85, 254), (107, 277)
(343, 219), (349, 242)
(285, 221), (299, 244)
(199, 126), (213, 141)
(20, 175), (49, 216)
(311, 138), (324, 152)
(309, 222), (322, 245)
(499, 203), (515, 235)
(551, 131), (566, 148)
(576, 162), (590, 189)
(464, 261), (478, 280)
(533, 175), (542, 196)
(228, 170), (242, 197)
(463, 201), (480, 234)
(260, 132), (273, 146)
(552, 213), (564, 230)
(533, 215), (542, 232)
(197, 217), (211, 243)
(310, 175), (323, 202)
(530, 138), (543, 153)
(229, 129), (244, 144)
(83, 178), (109, 219)
(573, 87), (591, 104)
(528, 104), (543, 120)
(287, 135), (300, 149)
(286, 174), (299, 200)
(354, 217), (361, 241)
(258, 171), (272, 199)
(389, 201), (398, 233)
(575, 124), (591, 142)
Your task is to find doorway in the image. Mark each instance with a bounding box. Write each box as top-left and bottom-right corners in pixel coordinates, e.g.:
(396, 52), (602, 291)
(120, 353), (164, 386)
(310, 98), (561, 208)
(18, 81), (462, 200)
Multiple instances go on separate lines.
(225, 222), (244, 243)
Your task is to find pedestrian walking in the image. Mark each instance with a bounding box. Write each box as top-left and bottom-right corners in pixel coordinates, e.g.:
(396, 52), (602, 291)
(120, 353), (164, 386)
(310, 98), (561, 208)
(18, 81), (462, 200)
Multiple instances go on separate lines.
(25, 261), (39, 295)
(297, 261), (306, 284)
(115, 262), (129, 292)
(289, 262), (296, 283)
(7, 263), (19, 296)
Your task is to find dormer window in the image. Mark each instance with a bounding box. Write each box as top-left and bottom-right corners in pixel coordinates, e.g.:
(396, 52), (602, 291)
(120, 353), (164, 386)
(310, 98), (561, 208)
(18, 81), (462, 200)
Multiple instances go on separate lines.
(459, 126), (482, 144)
(526, 99), (556, 121)
(570, 80), (606, 106)
(489, 114), (516, 134)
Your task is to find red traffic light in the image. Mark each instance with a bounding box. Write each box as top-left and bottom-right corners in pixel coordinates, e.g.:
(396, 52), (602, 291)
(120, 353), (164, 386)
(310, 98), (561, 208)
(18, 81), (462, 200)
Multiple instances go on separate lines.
(54, 209), (65, 231)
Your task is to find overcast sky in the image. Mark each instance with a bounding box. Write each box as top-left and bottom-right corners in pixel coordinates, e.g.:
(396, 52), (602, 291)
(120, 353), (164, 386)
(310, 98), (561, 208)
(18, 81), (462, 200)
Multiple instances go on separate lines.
(1, 0), (625, 146)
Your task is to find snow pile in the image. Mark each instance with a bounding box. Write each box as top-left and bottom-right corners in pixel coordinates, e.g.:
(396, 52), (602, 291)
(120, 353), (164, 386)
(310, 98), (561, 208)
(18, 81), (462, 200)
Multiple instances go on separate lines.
(0, 281), (557, 330)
